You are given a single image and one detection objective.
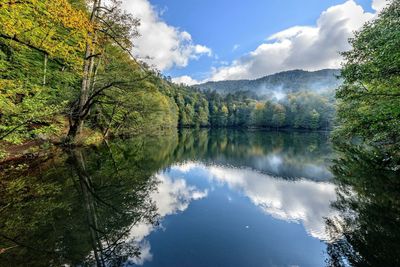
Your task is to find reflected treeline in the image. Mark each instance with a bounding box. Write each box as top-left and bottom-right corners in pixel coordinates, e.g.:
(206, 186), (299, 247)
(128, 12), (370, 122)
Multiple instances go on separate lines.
(0, 129), (332, 266)
(176, 129), (333, 180)
(326, 144), (400, 267)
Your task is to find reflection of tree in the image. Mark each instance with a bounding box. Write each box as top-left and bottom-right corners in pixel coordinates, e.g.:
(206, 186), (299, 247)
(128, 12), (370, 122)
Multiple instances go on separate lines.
(174, 129), (333, 180)
(175, 128), (332, 165)
(0, 138), (163, 266)
(71, 149), (159, 266)
(326, 144), (400, 267)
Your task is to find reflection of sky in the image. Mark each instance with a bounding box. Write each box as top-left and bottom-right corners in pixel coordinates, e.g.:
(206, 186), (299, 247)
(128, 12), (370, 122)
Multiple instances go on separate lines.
(125, 173), (208, 265)
(126, 162), (337, 266)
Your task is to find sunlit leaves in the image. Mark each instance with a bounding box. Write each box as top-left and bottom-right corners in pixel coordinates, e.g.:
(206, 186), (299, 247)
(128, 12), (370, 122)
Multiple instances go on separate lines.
(0, 0), (91, 67)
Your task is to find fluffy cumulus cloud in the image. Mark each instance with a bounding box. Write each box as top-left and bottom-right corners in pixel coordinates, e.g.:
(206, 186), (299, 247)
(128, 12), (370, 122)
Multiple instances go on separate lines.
(121, 0), (212, 71)
(171, 75), (200, 86)
(208, 0), (376, 81)
(372, 0), (389, 12)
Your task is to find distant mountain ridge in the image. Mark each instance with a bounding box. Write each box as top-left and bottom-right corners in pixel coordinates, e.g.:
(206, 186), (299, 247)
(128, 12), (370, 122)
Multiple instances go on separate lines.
(194, 69), (342, 96)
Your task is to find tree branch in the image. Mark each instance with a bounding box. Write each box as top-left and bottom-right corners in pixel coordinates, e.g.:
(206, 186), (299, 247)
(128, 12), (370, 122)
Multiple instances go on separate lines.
(0, 120), (31, 140)
(0, 33), (48, 55)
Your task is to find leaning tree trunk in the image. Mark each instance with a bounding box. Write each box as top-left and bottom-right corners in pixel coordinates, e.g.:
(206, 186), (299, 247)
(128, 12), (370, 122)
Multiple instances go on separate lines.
(66, 0), (100, 143)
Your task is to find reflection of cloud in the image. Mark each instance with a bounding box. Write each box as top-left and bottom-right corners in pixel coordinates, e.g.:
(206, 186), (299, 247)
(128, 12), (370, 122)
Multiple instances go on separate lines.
(154, 173), (208, 217)
(126, 240), (153, 266)
(170, 161), (202, 173)
(265, 154), (283, 173)
(251, 153), (332, 180)
(173, 162), (337, 240)
(127, 172), (207, 265)
(209, 166), (337, 240)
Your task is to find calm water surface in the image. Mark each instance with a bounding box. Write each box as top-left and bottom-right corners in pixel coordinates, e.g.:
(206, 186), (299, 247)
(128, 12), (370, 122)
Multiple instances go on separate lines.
(0, 129), (399, 266)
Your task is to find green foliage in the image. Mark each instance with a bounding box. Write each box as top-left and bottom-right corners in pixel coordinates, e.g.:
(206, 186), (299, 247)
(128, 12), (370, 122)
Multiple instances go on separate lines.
(0, 39), (77, 143)
(335, 0), (400, 149)
(199, 90), (334, 130)
(0, 0), (89, 66)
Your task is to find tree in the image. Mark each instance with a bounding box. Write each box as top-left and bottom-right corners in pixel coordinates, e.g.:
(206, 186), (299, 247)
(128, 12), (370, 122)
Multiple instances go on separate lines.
(66, 0), (141, 142)
(309, 109), (320, 130)
(0, 0), (89, 66)
(271, 104), (286, 128)
(252, 102), (265, 127)
(335, 0), (400, 150)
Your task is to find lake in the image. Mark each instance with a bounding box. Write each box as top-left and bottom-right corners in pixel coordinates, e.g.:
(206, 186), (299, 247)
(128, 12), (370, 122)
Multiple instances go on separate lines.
(0, 129), (399, 266)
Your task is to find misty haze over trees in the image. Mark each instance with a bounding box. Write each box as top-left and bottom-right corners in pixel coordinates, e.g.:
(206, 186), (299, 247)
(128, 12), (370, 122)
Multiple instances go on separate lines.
(177, 69), (339, 130)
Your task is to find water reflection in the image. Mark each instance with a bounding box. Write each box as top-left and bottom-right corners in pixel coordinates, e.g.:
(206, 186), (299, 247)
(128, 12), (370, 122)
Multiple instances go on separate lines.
(203, 164), (336, 239)
(177, 129), (333, 181)
(126, 173), (208, 266)
(325, 144), (400, 267)
(2, 129), (396, 266)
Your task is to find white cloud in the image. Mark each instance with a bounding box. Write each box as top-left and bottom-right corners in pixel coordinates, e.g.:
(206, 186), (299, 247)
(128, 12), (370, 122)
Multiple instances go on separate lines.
(372, 0), (389, 12)
(208, 0), (376, 81)
(120, 0), (212, 71)
(172, 75), (200, 86)
(194, 45), (212, 57)
(232, 44), (240, 51)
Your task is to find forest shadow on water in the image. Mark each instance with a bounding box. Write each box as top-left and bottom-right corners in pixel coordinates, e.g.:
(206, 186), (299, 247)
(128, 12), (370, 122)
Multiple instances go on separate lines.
(0, 129), (399, 267)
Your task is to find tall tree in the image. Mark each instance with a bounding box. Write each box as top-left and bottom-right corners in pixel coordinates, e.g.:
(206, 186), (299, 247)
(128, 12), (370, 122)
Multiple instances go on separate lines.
(66, 0), (141, 142)
(335, 0), (400, 150)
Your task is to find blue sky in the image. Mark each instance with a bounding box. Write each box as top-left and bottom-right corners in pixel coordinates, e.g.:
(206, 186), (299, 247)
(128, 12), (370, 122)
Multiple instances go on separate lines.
(153, 0), (373, 79)
(122, 0), (384, 83)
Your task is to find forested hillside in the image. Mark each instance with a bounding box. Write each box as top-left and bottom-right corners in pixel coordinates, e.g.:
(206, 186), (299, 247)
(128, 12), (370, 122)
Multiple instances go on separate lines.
(175, 89), (335, 130)
(196, 69), (341, 97)
(0, 0), (341, 162)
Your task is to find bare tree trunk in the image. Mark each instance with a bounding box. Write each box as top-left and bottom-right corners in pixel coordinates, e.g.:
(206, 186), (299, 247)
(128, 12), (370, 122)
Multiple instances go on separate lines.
(43, 53), (47, 86)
